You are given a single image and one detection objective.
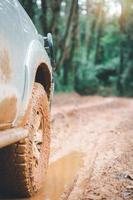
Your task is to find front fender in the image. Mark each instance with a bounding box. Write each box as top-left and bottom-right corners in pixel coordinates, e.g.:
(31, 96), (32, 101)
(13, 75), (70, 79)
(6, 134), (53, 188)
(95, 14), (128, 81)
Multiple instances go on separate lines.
(13, 40), (52, 126)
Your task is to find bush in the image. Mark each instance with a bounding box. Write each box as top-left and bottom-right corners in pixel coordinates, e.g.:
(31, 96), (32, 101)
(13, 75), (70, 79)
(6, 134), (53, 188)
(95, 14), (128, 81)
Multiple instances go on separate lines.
(74, 62), (99, 95)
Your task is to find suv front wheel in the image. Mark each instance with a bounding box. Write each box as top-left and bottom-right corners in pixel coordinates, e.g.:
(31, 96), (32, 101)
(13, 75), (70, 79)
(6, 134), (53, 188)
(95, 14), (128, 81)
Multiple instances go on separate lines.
(0, 83), (50, 198)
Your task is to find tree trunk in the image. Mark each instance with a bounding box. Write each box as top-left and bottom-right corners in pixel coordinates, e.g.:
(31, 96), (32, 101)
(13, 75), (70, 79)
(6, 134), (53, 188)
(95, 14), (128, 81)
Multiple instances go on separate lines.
(49, 0), (62, 33)
(57, 0), (77, 69)
(40, 0), (48, 34)
(117, 0), (127, 95)
(63, 0), (79, 86)
(94, 2), (105, 65)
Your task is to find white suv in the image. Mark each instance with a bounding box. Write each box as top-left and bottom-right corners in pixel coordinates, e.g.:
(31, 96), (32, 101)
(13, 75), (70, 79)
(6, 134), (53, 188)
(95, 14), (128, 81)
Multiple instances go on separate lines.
(0, 0), (54, 197)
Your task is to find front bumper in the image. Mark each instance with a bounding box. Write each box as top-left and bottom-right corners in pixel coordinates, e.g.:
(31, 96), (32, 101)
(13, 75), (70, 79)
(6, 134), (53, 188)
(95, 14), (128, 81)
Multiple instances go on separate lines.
(0, 128), (28, 148)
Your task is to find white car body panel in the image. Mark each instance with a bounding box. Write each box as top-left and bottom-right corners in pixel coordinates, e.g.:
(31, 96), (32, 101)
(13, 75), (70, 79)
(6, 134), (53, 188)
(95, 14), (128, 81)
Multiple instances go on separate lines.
(0, 0), (52, 128)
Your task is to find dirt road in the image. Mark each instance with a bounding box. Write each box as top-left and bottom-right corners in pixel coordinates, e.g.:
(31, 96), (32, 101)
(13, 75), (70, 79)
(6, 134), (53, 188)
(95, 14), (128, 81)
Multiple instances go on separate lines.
(51, 94), (133, 200)
(1, 94), (133, 200)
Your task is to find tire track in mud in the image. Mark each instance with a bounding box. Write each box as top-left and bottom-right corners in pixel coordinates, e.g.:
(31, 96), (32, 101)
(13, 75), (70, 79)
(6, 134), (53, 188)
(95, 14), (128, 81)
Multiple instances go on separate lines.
(51, 97), (131, 161)
(52, 96), (133, 200)
(52, 97), (128, 120)
(59, 149), (98, 200)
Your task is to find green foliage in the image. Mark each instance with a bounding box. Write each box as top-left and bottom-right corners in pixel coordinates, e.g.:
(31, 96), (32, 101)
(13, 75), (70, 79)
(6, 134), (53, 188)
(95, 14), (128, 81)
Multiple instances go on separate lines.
(54, 70), (74, 92)
(75, 62), (99, 95)
(19, 0), (133, 97)
(101, 22), (120, 61)
(96, 57), (119, 85)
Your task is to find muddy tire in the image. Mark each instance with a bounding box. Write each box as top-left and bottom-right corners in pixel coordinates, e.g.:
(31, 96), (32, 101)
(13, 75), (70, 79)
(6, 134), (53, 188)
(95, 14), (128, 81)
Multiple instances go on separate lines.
(0, 83), (50, 198)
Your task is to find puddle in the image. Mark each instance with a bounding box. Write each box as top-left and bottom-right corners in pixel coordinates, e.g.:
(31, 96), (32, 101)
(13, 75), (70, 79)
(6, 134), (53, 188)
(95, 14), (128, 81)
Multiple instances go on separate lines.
(30, 151), (84, 200)
(0, 152), (84, 200)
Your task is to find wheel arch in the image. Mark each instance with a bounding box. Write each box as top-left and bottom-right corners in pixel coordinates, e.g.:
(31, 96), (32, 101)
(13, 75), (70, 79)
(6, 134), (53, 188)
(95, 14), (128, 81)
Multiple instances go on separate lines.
(24, 40), (53, 102)
(35, 62), (52, 99)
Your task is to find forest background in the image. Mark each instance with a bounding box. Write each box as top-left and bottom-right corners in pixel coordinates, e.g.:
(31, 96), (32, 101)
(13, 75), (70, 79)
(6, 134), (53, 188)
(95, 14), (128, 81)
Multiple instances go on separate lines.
(19, 0), (133, 96)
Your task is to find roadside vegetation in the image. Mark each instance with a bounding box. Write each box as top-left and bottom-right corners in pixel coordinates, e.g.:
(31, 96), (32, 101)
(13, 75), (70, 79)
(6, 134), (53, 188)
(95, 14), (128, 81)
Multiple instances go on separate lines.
(19, 0), (133, 96)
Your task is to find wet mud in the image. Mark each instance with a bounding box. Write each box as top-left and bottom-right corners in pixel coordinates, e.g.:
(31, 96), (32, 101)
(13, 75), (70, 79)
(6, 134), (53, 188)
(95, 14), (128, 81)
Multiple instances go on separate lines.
(29, 152), (84, 200)
(0, 49), (12, 81)
(0, 96), (17, 124)
(0, 94), (133, 199)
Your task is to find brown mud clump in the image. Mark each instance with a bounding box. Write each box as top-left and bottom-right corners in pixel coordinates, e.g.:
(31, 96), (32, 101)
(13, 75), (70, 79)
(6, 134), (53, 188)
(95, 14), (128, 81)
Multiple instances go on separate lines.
(0, 49), (12, 81)
(0, 96), (17, 124)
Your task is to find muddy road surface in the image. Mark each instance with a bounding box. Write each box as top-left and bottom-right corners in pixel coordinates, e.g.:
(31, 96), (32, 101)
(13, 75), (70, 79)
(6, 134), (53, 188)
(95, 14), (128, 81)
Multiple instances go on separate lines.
(1, 94), (133, 200)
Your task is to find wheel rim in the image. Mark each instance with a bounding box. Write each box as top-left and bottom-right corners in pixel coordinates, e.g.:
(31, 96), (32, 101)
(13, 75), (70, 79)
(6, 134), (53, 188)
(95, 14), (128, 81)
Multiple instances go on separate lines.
(33, 115), (43, 166)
